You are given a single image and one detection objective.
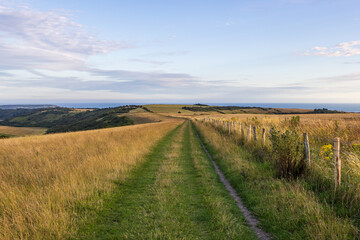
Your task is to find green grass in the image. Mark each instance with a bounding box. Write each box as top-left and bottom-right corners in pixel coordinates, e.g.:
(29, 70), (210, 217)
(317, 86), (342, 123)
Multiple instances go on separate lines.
(75, 121), (256, 239)
(0, 133), (11, 139)
(194, 121), (359, 240)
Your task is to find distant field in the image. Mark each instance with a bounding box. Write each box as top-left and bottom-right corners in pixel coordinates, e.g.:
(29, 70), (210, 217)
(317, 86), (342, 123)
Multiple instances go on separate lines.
(119, 111), (176, 124)
(144, 104), (319, 117)
(145, 104), (203, 115)
(0, 126), (46, 137)
(195, 112), (360, 121)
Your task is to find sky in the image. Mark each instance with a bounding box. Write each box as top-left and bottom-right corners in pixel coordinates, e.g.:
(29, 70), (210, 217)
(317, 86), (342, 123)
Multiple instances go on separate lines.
(0, 0), (360, 104)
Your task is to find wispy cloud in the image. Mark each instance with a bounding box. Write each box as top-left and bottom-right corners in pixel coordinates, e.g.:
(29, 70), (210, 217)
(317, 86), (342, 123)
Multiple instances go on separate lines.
(315, 72), (360, 83)
(129, 58), (170, 66)
(0, 5), (131, 71)
(225, 21), (234, 26)
(0, 71), (12, 77)
(301, 41), (360, 57)
(343, 61), (360, 64)
(142, 51), (189, 57)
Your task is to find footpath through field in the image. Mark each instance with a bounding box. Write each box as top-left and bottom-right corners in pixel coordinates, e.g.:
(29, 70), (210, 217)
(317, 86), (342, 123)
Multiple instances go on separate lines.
(76, 121), (258, 239)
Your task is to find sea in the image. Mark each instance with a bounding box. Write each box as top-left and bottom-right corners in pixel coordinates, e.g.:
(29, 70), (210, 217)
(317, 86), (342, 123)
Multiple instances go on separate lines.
(53, 103), (360, 113)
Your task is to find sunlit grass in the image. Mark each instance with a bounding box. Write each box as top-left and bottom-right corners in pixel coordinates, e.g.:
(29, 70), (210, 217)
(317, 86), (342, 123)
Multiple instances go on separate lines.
(0, 126), (46, 137)
(0, 120), (181, 239)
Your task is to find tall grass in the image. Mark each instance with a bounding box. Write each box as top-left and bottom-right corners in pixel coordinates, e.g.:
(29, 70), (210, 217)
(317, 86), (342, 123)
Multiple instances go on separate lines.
(196, 114), (360, 235)
(0, 120), (181, 239)
(194, 120), (358, 239)
(0, 126), (46, 137)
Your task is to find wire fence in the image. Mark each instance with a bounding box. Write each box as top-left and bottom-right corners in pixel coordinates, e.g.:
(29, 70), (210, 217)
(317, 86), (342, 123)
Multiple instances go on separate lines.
(197, 117), (360, 190)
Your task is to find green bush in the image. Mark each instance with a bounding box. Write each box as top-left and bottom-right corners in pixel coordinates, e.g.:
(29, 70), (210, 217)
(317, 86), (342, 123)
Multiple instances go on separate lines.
(0, 134), (11, 139)
(270, 128), (306, 179)
(289, 116), (300, 128)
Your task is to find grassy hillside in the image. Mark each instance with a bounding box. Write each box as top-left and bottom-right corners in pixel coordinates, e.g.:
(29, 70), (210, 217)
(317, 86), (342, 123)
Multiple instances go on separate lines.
(1, 104), (359, 239)
(0, 120), (181, 239)
(0, 126), (46, 137)
(144, 104), (201, 115)
(143, 104), (345, 116)
(0, 106), (138, 134)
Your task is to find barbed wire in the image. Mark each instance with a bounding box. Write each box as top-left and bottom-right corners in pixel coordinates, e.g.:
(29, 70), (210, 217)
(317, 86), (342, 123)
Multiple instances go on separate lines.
(308, 136), (333, 142)
(201, 119), (359, 148)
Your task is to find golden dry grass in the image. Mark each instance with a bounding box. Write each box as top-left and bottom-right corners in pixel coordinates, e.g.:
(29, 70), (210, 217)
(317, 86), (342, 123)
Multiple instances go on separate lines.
(119, 112), (176, 124)
(0, 126), (46, 137)
(195, 113), (360, 143)
(0, 120), (182, 239)
(145, 104), (198, 115)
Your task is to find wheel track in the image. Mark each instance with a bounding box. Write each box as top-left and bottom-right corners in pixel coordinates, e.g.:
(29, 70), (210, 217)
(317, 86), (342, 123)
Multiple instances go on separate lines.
(193, 124), (272, 240)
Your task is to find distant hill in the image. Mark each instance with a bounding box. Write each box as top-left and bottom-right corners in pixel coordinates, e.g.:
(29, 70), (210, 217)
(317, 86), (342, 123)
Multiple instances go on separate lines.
(181, 105), (344, 114)
(0, 105), (140, 133)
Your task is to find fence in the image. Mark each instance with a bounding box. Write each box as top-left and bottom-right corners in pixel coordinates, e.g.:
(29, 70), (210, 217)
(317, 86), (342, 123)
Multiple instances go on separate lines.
(198, 117), (360, 190)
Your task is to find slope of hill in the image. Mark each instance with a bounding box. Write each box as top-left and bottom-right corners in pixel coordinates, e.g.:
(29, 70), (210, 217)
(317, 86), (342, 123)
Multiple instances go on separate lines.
(0, 120), (182, 239)
(0, 106), (139, 134)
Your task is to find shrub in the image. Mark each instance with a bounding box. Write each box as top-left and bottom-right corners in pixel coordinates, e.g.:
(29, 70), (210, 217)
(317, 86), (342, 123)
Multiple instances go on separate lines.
(270, 128), (306, 179)
(289, 116), (300, 128)
(0, 134), (11, 139)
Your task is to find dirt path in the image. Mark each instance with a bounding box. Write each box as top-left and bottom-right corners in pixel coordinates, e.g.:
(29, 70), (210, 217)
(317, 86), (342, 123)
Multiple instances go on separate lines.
(193, 124), (272, 240)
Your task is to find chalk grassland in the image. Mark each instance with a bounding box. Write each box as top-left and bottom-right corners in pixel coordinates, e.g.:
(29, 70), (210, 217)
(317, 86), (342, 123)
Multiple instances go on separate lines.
(194, 121), (359, 239)
(145, 104), (205, 115)
(0, 126), (46, 137)
(0, 120), (182, 239)
(119, 111), (176, 124)
(144, 104), (319, 118)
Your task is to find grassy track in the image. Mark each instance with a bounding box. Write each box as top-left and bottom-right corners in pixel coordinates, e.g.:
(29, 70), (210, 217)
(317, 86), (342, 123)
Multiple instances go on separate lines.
(76, 121), (257, 239)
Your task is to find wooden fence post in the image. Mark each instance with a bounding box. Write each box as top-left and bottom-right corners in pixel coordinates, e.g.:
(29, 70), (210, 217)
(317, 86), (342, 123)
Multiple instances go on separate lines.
(303, 133), (310, 167)
(253, 126), (257, 141)
(248, 125), (252, 141)
(228, 121), (231, 134)
(262, 128), (266, 145)
(334, 137), (341, 189)
(223, 121), (225, 129)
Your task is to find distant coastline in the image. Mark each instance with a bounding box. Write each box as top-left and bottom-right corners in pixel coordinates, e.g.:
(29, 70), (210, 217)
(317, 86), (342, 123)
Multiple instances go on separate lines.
(57, 103), (360, 112)
(1, 103), (359, 112)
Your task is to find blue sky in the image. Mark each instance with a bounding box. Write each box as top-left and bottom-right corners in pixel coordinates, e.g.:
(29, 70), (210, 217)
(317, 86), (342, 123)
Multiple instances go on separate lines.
(1, 0), (360, 104)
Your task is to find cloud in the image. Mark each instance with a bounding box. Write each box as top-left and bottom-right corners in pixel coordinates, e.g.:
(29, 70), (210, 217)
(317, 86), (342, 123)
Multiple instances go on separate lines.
(0, 5), (131, 71)
(302, 41), (360, 57)
(315, 72), (360, 82)
(0, 71), (12, 77)
(343, 61), (360, 64)
(129, 58), (170, 66)
(142, 51), (189, 57)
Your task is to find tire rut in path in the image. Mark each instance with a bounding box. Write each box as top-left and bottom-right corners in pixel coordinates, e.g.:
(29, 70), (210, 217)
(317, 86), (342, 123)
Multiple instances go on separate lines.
(194, 127), (272, 240)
